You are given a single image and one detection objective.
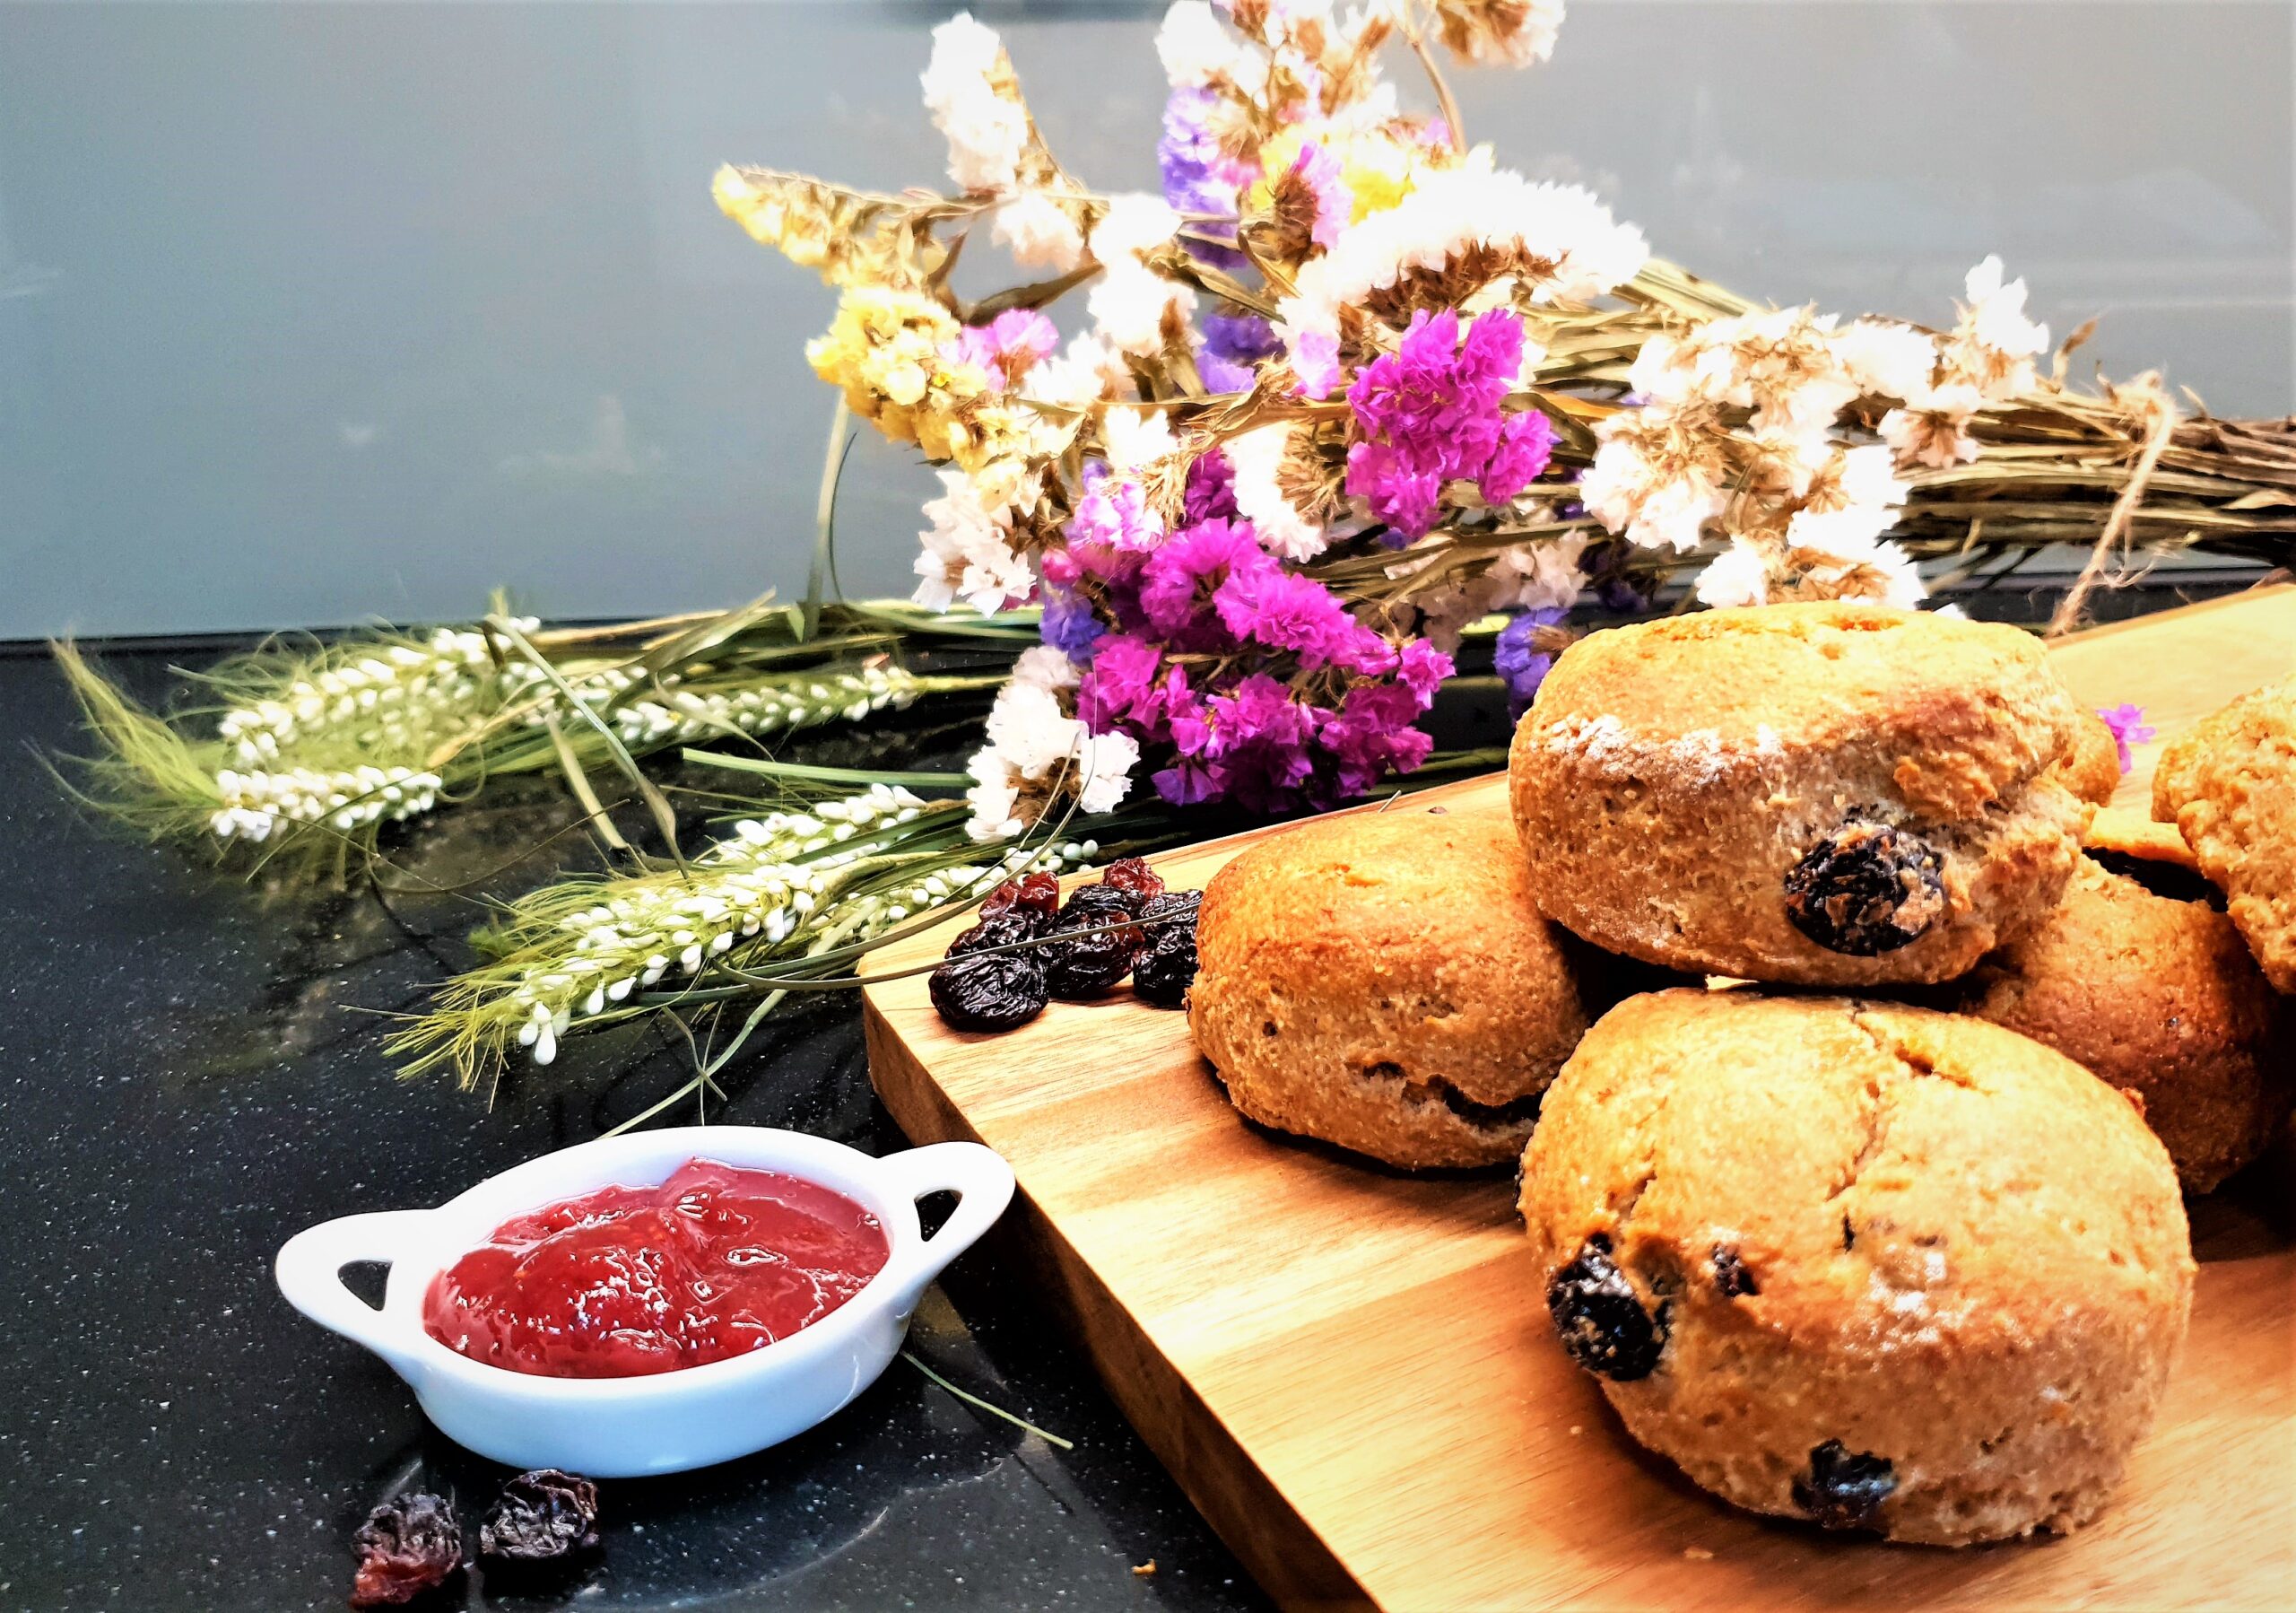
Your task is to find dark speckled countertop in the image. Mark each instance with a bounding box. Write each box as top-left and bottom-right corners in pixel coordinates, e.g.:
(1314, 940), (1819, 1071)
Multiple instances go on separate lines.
(0, 641), (1269, 1613)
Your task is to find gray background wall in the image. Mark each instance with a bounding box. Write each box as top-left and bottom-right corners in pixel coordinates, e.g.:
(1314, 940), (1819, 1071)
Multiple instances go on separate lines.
(1, 0), (2289, 640)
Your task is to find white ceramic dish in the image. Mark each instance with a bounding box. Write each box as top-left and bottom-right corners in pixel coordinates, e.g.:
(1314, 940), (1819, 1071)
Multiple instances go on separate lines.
(274, 1127), (1014, 1477)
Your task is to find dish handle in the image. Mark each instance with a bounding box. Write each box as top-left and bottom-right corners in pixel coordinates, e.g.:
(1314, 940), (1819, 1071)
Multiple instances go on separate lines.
(876, 1142), (1017, 1305)
(275, 1209), (437, 1366)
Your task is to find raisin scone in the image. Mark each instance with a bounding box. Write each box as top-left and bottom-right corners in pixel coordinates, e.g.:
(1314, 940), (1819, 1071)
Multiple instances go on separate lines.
(1189, 805), (1605, 1169)
(2151, 676), (2296, 992)
(1519, 990), (2193, 1546)
(1509, 603), (2091, 986)
(1957, 859), (2291, 1194)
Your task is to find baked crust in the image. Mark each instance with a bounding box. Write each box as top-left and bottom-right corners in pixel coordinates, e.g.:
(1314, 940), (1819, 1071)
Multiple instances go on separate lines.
(2052, 708), (2124, 807)
(1509, 603), (2090, 985)
(1188, 803), (1595, 1168)
(1519, 990), (2193, 1545)
(1958, 859), (2292, 1193)
(2151, 677), (2296, 991)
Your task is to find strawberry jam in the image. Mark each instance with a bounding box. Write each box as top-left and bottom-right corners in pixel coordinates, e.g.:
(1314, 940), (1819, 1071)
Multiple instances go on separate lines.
(424, 1158), (889, 1378)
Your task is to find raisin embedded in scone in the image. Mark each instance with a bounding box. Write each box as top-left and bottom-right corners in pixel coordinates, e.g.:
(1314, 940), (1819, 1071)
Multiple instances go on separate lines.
(1518, 990), (2194, 1546)
(1508, 602), (2092, 986)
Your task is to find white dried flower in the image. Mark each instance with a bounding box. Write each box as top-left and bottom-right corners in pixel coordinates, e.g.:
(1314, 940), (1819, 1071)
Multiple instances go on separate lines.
(1879, 381), (1985, 469)
(1278, 161), (1648, 368)
(1087, 194), (1195, 357)
(963, 676), (1140, 841)
(913, 466), (1039, 615)
(1693, 538), (1774, 609)
(1939, 255), (2048, 403)
(1227, 423), (1326, 562)
(993, 188), (1086, 271)
(1431, 0), (1565, 68)
(1578, 414), (1730, 554)
(1023, 329), (1133, 412)
(920, 13), (1030, 196)
(1829, 318), (1939, 402)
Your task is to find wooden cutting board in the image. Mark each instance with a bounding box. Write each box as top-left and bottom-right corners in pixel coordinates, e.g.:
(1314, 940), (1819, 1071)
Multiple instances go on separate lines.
(862, 589), (2296, 1611)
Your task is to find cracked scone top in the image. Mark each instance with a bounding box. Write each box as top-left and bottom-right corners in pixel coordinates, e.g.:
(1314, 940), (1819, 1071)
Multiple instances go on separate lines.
(1508, 602), (2092, 985)
(1519, 990), (2193, 1546)
(1188, 804), (1600, 1169)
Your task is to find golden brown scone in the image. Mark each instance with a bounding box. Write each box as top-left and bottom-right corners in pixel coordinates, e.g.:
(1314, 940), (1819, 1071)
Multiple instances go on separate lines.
(1509, 604), (2091, 987)
(1957, 859), (2291, 1193)
(1520, 990), (2193, 1546)
(2052, 708), (2124, 806)
(2151, 677), (2296, 991)
(1189, 805), (1591, 1168)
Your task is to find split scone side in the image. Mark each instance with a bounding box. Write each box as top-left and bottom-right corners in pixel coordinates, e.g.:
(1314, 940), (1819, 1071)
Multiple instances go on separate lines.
(1509, 602), (2092, 987)
(1189, 804), (1601, 1169)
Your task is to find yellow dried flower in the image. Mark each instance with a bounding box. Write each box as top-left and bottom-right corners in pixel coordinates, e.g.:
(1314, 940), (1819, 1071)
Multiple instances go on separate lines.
(1255, 126), (1431, 225)
(711, 164), (938, 291)
(806, 287), (984, 448)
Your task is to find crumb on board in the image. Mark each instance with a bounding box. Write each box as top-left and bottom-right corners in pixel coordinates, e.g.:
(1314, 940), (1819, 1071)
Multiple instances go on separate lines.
(1683, 1547), (1715, 1561)
(1569, 1426), (1583, 1436)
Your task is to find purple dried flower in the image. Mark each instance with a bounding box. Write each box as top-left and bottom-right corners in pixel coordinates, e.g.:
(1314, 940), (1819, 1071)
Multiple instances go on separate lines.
(949, 309), (1059, 388)
(1343, 307), (1557, 540)
(1293, 329), (1342, 400)
(1183, 449), (1239, 525)
(1137, 518), (1269, 643)
(1158, 87), (1248, 272)
(1066, 462), (1163, 576)
(1076, 632), (1166, 735)
(1495, 606), (1568, 719)
(1039, 584), (1104, 661)
(2097, 703), (2156, 773)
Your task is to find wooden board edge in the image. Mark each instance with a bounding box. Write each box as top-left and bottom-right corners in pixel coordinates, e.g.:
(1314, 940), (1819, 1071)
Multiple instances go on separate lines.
(2040, 579), (2292, 646)
(862, 998), (1373, 1613)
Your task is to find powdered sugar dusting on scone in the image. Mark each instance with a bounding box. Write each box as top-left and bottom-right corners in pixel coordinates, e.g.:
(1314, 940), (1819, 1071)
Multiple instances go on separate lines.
(1542, 714), (1781, 789)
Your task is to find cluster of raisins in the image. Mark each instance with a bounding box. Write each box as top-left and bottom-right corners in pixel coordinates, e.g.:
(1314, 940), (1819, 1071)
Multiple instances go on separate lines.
(928, 859), (1201, 1033)
(350, 1469), (601, 1606)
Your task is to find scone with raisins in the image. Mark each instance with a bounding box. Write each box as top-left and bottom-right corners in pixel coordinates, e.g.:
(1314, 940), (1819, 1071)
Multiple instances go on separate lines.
(1509, 603), (2092, 986)
(2152, 676), (2296, 991)
(1519, 990), (2193, 1545)
(1189, 805), (1606, 1169)
(1956, 858), (2291, 1193)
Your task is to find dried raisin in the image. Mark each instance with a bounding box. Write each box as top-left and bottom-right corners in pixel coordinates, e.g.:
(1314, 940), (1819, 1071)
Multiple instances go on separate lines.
(1042, 886), (1144, 1000)
(1782, 818), (1946, 955)
(946, 912), (1045, 959)
(1132, 891), (1201, 1008)
(978, 871), (1061, 926)
(1792, 1440), (1897, 1530)
(1711, 1243), (1758, 1298)
(930, 953), (1050, 1032)
(1546, 1234), (1665, 1381)
(479, 1469), (601, 1566)
(350, 1492), (462, 1608)
(1098, 857), (1166, 904)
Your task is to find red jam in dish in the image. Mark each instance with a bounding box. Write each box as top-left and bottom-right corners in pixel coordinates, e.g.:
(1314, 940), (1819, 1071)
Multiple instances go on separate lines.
(423, 1158), (890, 1378)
